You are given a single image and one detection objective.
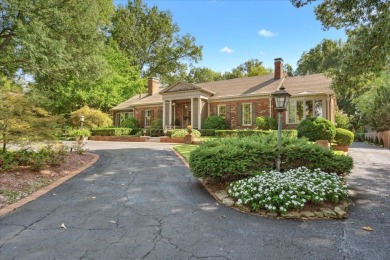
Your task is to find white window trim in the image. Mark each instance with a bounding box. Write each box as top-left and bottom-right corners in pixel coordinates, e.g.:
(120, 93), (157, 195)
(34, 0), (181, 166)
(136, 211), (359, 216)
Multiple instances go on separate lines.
(242, 103), (252, 126)
(287, 99), (323, 124)
(217, 105), (226, 118)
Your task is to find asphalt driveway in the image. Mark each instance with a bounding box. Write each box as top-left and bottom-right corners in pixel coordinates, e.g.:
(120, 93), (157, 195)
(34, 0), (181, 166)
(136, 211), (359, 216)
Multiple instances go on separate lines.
(0, 141), (389, 260)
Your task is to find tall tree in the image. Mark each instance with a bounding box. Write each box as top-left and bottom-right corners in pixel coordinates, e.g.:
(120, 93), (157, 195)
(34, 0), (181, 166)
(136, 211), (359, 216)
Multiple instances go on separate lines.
(295, 39), (344, 75)
(223, 59), (272, 79)
(111, 0), (203, 83)
(186, 67), (222, 83)
(291, 0), (390, 94)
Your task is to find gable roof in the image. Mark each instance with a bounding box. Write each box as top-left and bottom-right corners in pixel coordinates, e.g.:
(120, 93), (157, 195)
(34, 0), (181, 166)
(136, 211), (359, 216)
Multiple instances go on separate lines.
(112, 73), (333, 110)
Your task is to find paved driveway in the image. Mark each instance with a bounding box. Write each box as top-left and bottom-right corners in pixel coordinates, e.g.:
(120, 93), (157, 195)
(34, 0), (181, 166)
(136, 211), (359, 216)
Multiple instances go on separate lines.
(0, 141), (389, 260)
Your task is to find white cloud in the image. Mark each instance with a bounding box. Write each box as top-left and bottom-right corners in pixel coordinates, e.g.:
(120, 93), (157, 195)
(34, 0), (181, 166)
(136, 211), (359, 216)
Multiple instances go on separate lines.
(220, 46), (234, 54)
(258, 29), (277, 37)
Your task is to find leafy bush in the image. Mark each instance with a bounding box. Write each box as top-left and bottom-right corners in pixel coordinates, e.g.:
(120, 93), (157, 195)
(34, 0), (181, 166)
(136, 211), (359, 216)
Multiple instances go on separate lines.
(151, 118), (162, 129)
(203, 116), (227, 130)
(228, 167), (348, 213)
(279, 130), (298, 138)
(335, 110), (350, 129)
(198, 129), (216, 136)
(334, 128), (354, 146)
(189, 135), (353, 181)
(70, 106), (112, 129)
(215, 130), (272, 138)
(171, 129), (201, 138)
(121, 117), (139, 128)
(297, 117), (336, 141)
(354, 133), (365, 142)
(91, 128), (131, 136)
(145, 128), (164, 137)
(68, 128), (91, 137)
(256, 116), (277, 130)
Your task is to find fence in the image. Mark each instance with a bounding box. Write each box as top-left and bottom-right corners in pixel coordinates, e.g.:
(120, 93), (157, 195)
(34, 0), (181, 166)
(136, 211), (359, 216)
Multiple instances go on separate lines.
(365, 130), (390, 148)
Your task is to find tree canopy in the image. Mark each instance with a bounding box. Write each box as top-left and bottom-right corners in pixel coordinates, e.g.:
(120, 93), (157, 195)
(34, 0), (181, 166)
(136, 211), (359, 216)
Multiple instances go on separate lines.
(223, 59), (272, 79)
(111, 0), (203, 83)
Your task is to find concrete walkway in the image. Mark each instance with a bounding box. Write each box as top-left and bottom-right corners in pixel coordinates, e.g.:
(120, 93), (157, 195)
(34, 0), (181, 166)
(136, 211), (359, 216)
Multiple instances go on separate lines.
(0, 141), (389, 259)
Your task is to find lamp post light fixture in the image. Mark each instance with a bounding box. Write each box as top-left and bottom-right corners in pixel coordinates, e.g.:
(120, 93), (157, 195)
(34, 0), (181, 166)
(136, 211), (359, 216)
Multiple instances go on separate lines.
(80, 115), (85, 129)
(271, 85), (291, 172)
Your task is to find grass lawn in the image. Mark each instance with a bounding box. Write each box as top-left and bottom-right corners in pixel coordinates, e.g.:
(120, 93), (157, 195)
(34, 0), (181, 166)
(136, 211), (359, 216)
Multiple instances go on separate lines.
(173, 144), (198, 162)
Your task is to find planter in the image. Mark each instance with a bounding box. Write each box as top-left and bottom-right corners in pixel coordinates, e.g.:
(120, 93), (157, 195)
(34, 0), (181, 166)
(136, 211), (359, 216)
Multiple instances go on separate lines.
(334, 145), (349, 152)
(316, 140), (330, 149)
(184, 134), (193, 144)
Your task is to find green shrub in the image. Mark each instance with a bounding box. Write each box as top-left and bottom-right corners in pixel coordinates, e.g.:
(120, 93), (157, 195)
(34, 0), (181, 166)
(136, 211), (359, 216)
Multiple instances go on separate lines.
(256, 116), (277, 130)
(229, 167), (348, 213)
(334, 128), (354, 146)
(121, 117), (139, 128)
(171, 129), (201, 138)
(335, 110), (350, 129)
(203, 116), (227, 130)
(145, 128), (164, 137)
(198, 129), (216, 136)
(297, 117), (336, 141)
(354, 133), (365, 142)
(278, 130), (298, 138)
(68, 128), (91, 137)
(189, 135), (353, 181)
(374, 136), (379, 145)
(91, 128), (131, 136)
(215, 130), (272, 138)
(380, 138), (384, 146)
(70, 106), (112, 129)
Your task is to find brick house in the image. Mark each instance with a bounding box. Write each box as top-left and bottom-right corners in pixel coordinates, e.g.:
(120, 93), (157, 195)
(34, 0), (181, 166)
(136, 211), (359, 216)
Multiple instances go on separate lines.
(112, 58), (336, 129)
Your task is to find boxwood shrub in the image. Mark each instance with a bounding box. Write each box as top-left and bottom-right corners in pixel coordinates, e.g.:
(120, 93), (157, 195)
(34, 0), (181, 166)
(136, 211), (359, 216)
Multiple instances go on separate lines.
(256, 116), (277, 130)
(203, 116), (227, 129)
(199, 129), (216, 136)
(189, 135), (353, 181)
(91, 128), (132, 136)
(297, 117), (336, 141)
(334, 128), (354, 146)
(215, 130), (272, 138)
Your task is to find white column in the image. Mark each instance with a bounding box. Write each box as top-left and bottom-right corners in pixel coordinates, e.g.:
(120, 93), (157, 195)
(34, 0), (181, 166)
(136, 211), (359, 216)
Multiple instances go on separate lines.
(169, 100), (172, 127)
(207, 102), (210, 117)
(162, 100), (166, 128)
(198, 97), (202, 129)
(191, 97), (194, 126)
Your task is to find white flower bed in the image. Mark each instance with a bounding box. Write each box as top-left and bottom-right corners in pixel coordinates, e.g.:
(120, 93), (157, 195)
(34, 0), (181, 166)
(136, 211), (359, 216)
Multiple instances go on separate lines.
(228, 167), (348, 213)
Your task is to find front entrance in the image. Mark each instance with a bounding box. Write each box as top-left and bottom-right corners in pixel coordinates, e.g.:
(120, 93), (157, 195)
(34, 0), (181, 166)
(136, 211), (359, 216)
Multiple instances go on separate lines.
(183, 104), (191, 127)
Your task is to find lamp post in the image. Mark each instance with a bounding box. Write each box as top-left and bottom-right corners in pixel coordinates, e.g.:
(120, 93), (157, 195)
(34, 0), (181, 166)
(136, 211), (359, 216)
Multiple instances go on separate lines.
(80, 115), (85, 129)
(272, 85), (291, 171)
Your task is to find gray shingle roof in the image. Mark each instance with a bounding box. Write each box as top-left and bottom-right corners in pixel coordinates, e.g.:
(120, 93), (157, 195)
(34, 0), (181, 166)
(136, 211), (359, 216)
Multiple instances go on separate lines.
(112, 73), (333, 110)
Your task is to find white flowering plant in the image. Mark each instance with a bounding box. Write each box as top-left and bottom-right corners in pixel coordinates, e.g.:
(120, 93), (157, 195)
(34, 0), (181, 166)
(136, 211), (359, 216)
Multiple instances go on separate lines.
(228, 167), (348, 213)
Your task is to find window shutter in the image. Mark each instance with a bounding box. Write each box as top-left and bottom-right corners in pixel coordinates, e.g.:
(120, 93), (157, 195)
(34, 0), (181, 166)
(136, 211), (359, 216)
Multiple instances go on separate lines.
(150, 110), (154, 120)
(237, 104), (242, 126)
(213, 106), (217, 116)
(141, 111), (145, 127)
(225, 105), (231, 128)
(158, 109), (163, 120)
(252, 103), (257, 126)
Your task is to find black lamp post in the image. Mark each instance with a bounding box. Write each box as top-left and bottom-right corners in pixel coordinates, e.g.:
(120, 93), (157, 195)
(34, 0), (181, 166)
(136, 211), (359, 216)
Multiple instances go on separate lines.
(272, 85), (291, 171)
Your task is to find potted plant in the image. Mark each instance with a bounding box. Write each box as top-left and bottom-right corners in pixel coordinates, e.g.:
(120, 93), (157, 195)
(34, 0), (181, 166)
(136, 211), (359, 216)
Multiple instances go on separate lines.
(187, 125), (193, 134)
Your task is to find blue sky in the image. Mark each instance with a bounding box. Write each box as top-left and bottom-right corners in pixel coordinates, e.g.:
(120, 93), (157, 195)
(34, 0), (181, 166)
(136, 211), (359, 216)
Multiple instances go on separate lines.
(114, 0), (346, 73)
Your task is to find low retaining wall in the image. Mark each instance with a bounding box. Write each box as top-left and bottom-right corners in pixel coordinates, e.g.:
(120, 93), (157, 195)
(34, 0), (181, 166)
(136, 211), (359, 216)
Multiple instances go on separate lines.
(89, 136), (147, 142)
(160, 137), (185, 143)
(365, 130), (390, 148)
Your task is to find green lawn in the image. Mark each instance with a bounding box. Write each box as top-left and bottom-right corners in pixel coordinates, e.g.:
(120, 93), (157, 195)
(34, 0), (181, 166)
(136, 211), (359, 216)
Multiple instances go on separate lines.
(173, 144), (198, 162)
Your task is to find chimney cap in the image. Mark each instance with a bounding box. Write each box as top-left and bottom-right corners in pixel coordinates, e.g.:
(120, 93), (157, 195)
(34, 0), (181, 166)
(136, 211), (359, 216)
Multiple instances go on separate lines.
(274, 58), (283, 62)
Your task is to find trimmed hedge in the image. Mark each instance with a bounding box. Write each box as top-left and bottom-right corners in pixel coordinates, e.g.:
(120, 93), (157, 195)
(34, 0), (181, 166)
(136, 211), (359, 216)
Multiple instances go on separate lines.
(297, 117), (336, 141)
(189, 135), (353, 181)
(198, 129), (216, 136)
(334, 128), (354, 146)
(256, 116), (277, 130)
(215, 130), (272, 138)
(171, 129), (201, 138)
(91, 128), (132, 136)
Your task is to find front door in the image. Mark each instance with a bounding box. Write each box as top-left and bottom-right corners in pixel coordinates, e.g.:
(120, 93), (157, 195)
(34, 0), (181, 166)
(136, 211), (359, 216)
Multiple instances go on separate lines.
(183, 104), (191, 127)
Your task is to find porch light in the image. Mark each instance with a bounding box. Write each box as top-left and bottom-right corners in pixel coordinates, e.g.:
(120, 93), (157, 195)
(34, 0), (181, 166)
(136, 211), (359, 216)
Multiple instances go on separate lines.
(271, 85), (291, 172)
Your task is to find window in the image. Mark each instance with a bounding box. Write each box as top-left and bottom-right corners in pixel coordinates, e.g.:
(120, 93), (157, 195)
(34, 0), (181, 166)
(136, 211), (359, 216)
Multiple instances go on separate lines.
(242, 103), (252, 126)
(145, 110), (152, 127)
(287, 99), (323, 124)
(218, 105), (226, 119)
(118, 110), (134, 126)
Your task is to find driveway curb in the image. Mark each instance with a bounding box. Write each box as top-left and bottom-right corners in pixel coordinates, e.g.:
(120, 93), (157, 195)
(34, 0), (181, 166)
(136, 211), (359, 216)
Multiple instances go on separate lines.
(0, 152), (100, 217)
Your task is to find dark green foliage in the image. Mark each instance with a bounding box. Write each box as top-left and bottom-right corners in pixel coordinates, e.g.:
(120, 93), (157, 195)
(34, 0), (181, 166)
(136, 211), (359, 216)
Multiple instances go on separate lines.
(256, 116), (277, 130)
(203, 116), (227, 130)
(354, 133), (365, 142)
(121, 117), (139, 128)
(374, 136), (379, 145)
(380, 138), (384, 146)
(189, 135), (353, 181)
(280, 130), (298, 138)
(151, 119), (162, 129)
(91, 128), (132, 136)
(198, 129), (216, 137)
(334, 128), (354, 146)
(145, 129), (164, 137)
(297, 117), (336, 141)
(215, 130), (272, 138)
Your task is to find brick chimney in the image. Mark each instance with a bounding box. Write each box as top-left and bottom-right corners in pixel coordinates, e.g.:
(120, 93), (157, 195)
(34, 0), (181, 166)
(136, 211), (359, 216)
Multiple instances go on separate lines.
(148, 77), (159, 96)
(274, 58), (284, 80)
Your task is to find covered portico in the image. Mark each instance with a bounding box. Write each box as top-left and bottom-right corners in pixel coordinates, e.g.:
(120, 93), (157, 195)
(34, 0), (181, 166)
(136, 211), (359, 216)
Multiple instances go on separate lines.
(160, 82), (214, 129)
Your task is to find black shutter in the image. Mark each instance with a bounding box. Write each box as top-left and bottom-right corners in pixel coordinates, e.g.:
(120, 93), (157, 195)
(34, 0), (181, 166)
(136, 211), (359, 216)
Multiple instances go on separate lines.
(150, 110), (154, 120)
(252, 103), (257, 126)
(225, 105), (231, 128)
(140, 111), (145, 128)
(237, 104), (242, 126)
